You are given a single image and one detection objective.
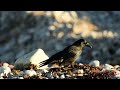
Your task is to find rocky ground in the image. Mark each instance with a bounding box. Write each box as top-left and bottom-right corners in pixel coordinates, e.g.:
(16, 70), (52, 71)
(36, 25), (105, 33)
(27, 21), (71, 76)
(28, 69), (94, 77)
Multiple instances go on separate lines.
(0, 60), (120, 79)
(0, 11), (120, 79)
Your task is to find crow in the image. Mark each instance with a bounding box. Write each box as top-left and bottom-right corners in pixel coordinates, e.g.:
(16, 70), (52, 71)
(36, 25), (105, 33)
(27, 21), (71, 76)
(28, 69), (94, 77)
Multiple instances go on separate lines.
(39, 39), (92, 67)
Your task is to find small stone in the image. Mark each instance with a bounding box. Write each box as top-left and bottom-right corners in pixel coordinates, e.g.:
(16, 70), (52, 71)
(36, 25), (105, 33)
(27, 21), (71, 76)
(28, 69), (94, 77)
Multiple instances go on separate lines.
(55, 74), (59, 79)
(46, 72), (53, 79)
(60, 74), (65, 79)
(3, 63), (9, 67)
(24, 69), (36, 77)
(30, 69), (36, 75)
(19, 77), (24, 79)
(102, 64), (114, 70)
(18, 34), (31, 44)
(0, 76), (4, 79)
(79, 63), (83, 66)
(89, 60), (100, 67)
(0, 65), (11, 75)
(18, 71), (24, 76)
(78, 69), (84, 74)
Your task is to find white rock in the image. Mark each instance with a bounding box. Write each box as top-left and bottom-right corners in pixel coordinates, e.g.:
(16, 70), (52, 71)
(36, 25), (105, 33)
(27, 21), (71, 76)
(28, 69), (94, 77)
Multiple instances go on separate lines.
(55, 74), (59, 79)
(102, 64), (114, 70)
(30, 69), (37, 75)
(0, 73), (4, 77)
(3, 63), (9, 67)
(89, 60), (100, 67)
(0, 65), (11, 75)
(60, 74), (65, 79)
(14, 49), (49, 70)
(19, 77), (24, 79)
(0, 76), (4, 79)
(78, 69), (84, 74)
(24, 69), (36, 77)
(79, 63), (83, 66)
(111, 70), (120, 79)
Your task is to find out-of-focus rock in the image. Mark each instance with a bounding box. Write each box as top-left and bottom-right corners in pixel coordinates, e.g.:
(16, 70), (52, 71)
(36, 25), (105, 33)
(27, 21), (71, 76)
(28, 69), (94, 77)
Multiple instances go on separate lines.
(73, 20), (98, 35)
(0, 63), (11, 75)
(102, 64), (114, 70)
(0, 52), (15, 63)
(53, 11), (75, 23)
(18, 34), (31, 44)
(18, 71), (24, 76)
(14, 49), (49, 70)
(116, 48), (120, 56)
(24, 69), (36, 77)
(60, 74), (65, 79)
(89, 60), (100, 67)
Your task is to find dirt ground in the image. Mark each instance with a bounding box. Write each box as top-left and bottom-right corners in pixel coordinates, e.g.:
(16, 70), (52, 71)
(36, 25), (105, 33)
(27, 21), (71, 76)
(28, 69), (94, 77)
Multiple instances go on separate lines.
(0, 11), (120, 65)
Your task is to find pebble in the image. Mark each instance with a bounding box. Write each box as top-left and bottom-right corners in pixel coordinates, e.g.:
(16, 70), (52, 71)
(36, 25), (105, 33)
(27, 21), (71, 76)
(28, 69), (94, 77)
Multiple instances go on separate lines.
(60, 74), (65, 79)
(0, 63), (11, 75)
(78, 69), (84, 74)
(46, 72), (54, 79)
(19, 77), (24, 79)
(3, 63), (9, 67)
(18, 71), (24, 76)
(24, 69), (36, 77)
(89, 60), (100, 67)
(79, 63), (83, 66)
(102, 64), (114, 70)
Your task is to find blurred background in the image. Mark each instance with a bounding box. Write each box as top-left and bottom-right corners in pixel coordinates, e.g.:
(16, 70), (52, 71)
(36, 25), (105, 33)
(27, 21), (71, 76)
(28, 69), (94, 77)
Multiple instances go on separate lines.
(0, 11), (120, 65)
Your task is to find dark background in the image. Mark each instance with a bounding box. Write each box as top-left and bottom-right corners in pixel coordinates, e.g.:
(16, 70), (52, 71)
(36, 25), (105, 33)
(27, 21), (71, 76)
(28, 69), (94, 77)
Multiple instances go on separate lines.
(0, 11), (120, 65)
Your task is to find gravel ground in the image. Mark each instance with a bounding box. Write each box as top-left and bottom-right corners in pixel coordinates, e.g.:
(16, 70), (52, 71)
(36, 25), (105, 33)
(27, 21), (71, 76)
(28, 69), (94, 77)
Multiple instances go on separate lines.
(0, 61), (120, 79)
(0, 11), (120, 65)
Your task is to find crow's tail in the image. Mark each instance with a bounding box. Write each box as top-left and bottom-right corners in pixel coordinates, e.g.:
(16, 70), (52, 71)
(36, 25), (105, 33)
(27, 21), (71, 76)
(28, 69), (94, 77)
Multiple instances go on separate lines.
(39, 59), (50, 67)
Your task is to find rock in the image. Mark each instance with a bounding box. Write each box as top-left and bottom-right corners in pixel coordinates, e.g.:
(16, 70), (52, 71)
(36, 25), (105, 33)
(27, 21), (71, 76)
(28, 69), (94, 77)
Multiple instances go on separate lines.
(46, 72), (53, 79)
(102, 64), (114, 70)
(15, 50), (25, 59)
(60, 74), (65, 79)
(79, 63), (83, 66)
(116, 48), (120, 55)
(19, 77), (24, 79)
(78, 69), (84, 74)
(3, 63), (9, 67)
(0, 63), (11, 75)
(24, 69), (36, 77)
(18, 71), (24, 76)
(14, 49), (49, 70)
(53, 11), (73, 23)
(18, 34), (31, 44)
(89, 60), (100, 67)
(55, 74), (59, 79)
(0, 52), (15, 63)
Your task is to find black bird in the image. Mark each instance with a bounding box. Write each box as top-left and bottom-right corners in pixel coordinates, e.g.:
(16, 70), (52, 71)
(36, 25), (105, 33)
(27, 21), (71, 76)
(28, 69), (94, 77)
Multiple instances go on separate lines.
(39, 39), (92, 67)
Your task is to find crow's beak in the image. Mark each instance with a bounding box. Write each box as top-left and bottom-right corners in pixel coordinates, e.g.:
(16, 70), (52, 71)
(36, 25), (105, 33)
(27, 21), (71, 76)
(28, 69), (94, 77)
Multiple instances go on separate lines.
(85, 42), (92, 48)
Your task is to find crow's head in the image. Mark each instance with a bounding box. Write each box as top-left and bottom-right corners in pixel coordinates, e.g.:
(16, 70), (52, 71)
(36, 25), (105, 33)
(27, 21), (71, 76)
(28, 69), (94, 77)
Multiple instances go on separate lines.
(73, 39), (92, 48)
